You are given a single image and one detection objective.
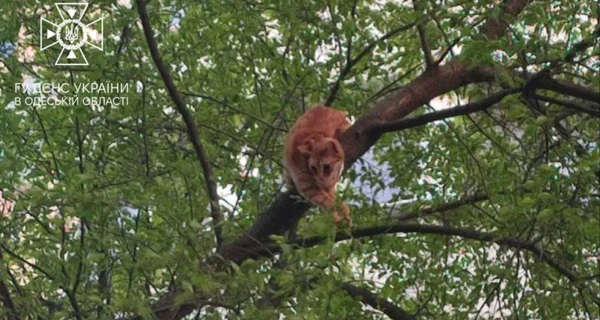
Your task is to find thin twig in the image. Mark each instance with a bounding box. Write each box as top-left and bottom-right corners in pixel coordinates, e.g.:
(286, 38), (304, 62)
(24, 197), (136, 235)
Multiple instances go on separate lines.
(394, 192), (489, 222)
(325, 20), (417, 106)
(412, 0), (434, 68)
(181, 91), (287, 131)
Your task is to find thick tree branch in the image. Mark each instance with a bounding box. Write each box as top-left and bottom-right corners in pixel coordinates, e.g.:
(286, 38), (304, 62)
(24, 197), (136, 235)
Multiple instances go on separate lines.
(136, 0), (224, 249)
(341, 283), (417, 320)
(375, 88), (521, 133)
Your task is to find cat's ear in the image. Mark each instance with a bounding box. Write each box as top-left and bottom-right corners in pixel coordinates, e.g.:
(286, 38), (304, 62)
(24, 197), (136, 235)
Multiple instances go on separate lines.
(297, 142), (313, 156)
(326, 139), (343, 156)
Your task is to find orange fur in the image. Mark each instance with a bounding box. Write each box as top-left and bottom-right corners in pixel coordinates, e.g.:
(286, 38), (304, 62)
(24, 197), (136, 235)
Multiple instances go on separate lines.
(284, 105), (352, 226)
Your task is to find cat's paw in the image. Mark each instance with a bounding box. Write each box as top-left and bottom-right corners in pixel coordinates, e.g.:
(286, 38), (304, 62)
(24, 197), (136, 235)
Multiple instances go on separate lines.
(313, 193), (335, 208)
(332, 202), (352, 227)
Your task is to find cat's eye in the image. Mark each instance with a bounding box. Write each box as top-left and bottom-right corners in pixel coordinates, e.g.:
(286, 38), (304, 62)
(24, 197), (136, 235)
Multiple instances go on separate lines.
(323, 164), (331, 174)
(310, 165), (318, 173)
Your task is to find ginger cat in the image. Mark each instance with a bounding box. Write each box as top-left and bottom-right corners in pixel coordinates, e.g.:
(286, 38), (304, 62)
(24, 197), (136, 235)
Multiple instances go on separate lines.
(284, 105), (352, 226)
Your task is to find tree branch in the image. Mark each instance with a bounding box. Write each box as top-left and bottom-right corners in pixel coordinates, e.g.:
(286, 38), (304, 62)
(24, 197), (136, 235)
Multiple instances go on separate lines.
(532, 74), (600, 103)
(136, 0), (224, 249)
(559, 26), (600, 65)
(0, 250), (21, 320)
(374, 88), (521, 133)
(215, 222), (597, 304)
(531, 93), (600, 118)
(341, 283), (417, 320)
(394, 192), (490, 222)
(293, 223), (583, 283)
(412, 0), (434, 68)
(0, 280), (19, 320)
(0, 245), (55, 281)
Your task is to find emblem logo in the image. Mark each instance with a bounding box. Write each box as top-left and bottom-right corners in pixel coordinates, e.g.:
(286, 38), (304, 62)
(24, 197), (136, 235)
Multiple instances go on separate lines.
(40, 2), (104, 66)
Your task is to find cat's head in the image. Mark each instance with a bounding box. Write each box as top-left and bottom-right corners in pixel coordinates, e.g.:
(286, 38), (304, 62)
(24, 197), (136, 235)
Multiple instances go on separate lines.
(298, 138), (344, 188)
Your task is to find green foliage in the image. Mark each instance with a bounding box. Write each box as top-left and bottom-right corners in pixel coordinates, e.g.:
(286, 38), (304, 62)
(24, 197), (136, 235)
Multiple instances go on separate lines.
(0, 0), (598, 319)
